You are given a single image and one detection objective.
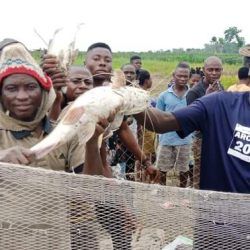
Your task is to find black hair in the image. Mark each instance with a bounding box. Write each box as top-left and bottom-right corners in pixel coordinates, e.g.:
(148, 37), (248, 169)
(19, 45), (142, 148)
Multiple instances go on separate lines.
(130, 55), (141, 62)
(238, 67), (250, 80)
(138, 69), (150, 86)
(87, 42), (112, 53)
(190, 67), (204, 78)
(176, 61), (190, 70)
(121, 63), (135, 70)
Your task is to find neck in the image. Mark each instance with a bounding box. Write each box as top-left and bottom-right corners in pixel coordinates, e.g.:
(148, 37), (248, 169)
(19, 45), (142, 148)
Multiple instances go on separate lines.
(203, 77), (210, 87)
(239, 79), (250, 86)
(93, 78), (105, 88)
(32, 122), (44, 137)
(173, 84), (187, 97)
(174, 84), (186, 91)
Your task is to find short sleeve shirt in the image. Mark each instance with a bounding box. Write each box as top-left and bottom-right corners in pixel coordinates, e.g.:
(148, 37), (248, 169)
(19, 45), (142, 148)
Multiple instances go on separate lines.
(173, 91), (250, 193)
(156, 85), (192, 146)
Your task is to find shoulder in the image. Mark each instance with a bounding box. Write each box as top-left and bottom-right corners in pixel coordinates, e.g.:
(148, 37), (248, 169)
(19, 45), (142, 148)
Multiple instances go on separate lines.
(198, 91), (245, 108)
(159, 89), (170, 97)
(188, 83), (204, 95)
(227, 84), (236, 91)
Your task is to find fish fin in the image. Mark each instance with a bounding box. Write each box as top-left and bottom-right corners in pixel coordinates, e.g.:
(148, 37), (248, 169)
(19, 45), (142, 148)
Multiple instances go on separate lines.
(109, 114), (124, 131)
(62, 106), (85, 125)
(47, 28), (63, 52)
(77, 122), (96, 145)
(110, 70), (126, 88)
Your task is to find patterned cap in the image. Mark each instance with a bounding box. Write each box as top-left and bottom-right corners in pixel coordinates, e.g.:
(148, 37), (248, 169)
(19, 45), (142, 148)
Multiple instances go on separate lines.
(239, 44), (250, 57)
(0, 41), (52, 90)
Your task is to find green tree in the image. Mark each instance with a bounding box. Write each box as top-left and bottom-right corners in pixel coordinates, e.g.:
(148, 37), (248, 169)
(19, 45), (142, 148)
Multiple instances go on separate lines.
(205, 26), (245, 53)
(211, 36), (218, 44)
(224, 26), (245, 48)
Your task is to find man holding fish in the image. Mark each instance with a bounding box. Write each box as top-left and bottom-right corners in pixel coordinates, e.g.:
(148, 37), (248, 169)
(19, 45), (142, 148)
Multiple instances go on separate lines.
(0, 38), (109, 176)
(83, 42), (160, 181)
(42, 41), (160, 182)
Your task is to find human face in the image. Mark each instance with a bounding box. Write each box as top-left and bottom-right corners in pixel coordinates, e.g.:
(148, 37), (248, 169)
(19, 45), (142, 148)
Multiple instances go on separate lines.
(66, 68), (93, 101)
(203, 60), (223, 84)
(145, 78), (153, 89)
(173, 68), (190, 87)
(85, 47), (112, 83)
(122, 65), (136, 85)
(189, 74), (201, 88)
(1, 74), (42, 121)
(132, 59), (142, 70)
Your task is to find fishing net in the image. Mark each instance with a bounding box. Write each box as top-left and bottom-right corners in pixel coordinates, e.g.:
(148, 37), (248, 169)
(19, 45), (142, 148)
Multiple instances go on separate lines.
(0, 162), (249, 250)
(106, 75), (203, 188)
(107, 121), (197, 188)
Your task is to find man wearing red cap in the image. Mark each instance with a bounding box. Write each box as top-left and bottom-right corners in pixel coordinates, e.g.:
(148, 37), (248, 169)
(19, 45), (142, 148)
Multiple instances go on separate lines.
(0, 39), (105, 175)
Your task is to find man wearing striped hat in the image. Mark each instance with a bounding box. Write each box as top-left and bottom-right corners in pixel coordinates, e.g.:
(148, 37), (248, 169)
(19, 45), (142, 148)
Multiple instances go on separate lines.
(239, 44), (250, 68)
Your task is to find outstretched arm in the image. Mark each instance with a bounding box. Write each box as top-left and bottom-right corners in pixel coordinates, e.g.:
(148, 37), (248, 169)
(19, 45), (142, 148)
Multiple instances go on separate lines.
(134, 107), (180, 134)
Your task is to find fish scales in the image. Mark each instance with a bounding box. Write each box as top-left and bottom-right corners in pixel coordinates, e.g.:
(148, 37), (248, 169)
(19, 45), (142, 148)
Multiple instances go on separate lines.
(31, 85), (149, 159)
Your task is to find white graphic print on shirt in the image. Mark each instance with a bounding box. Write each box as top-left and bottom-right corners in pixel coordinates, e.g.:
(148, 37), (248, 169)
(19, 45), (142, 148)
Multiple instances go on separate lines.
(228, 123), (250, 163)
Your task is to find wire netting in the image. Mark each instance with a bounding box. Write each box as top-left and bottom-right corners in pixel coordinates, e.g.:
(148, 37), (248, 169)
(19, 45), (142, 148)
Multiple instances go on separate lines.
(0, 162), (249, 250)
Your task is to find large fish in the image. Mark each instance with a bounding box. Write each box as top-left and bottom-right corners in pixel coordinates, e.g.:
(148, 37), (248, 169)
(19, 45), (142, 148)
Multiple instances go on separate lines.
(31, 70), (150, 159)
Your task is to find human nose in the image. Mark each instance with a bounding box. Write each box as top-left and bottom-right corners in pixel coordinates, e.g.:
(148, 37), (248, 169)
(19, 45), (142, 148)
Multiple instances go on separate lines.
(126, 73), (132, 79)
(99, 58), (107, 66)
(16, 88), (29, 100)
(180, 76), (188, 82)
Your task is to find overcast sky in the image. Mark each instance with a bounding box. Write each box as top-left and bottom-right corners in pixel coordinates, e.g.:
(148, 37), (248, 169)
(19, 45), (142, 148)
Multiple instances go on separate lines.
(1, 0), (249, 52)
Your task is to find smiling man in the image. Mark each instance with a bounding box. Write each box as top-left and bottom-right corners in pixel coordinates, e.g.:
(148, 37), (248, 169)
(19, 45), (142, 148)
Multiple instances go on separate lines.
(0, 39), (102, 175)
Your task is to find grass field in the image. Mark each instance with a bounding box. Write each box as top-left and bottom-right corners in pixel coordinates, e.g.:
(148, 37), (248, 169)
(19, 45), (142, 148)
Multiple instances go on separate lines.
(74, 51), (241, 91)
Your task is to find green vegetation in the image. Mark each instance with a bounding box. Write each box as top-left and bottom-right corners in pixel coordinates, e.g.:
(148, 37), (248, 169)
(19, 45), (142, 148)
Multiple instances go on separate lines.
(206, 26), (245, 54)
(73, 50), (241, 90)
(32, 50), (241, 92)
(32, 25), (244, 92)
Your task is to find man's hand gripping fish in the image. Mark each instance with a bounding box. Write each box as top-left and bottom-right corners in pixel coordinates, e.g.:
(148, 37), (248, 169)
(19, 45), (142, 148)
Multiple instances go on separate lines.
(31, 70), (150, 159)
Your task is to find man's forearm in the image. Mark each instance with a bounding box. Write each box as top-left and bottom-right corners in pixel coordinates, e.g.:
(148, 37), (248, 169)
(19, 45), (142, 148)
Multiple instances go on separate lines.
(84, 138), (103, 176)
(134, 107), (180, 134)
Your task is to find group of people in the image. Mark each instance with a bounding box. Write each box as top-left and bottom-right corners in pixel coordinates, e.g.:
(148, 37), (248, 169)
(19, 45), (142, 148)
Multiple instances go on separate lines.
(0, 37), (249, 249)
(0, 37), (249, 193)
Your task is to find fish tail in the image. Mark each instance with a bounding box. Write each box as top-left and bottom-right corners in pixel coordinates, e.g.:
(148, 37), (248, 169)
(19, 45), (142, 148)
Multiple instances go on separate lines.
(30, 142), (59, 159)
(30, 137), (61, 159)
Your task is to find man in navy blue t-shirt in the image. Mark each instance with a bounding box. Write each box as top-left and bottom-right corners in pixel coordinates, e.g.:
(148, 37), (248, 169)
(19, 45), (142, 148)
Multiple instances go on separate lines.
(135, 91), (250, 194)
(135, 91), (250, 248)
